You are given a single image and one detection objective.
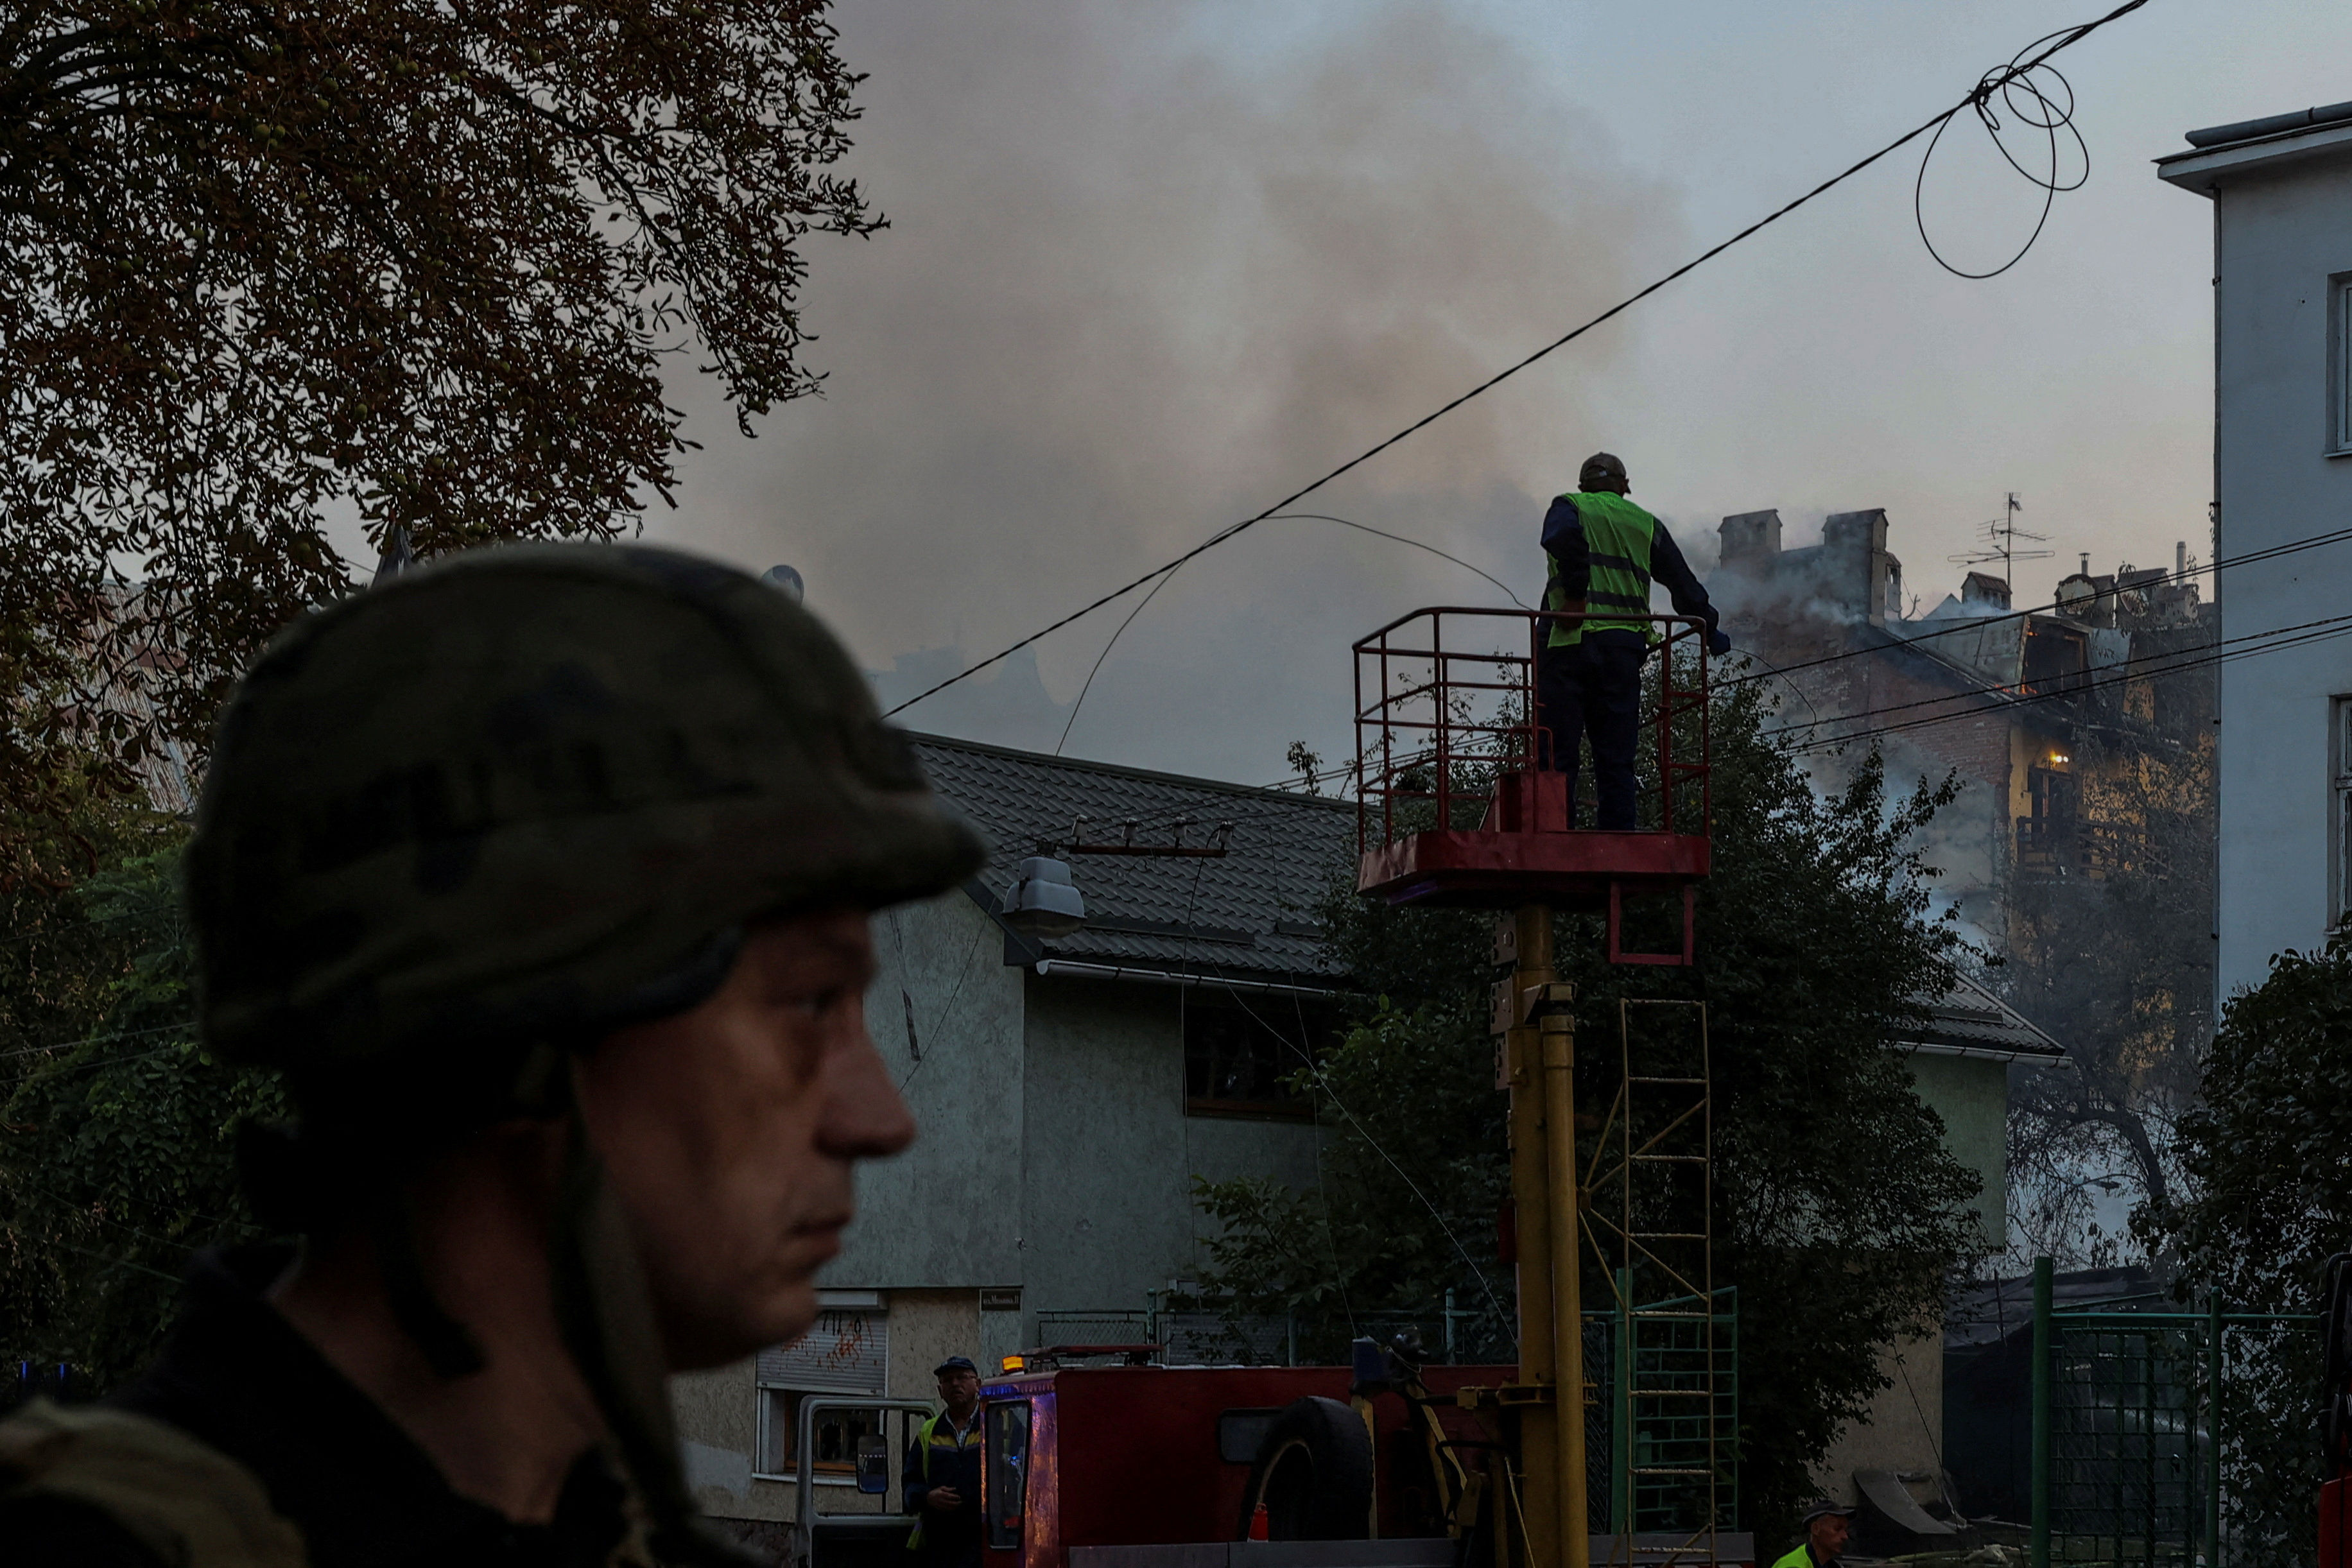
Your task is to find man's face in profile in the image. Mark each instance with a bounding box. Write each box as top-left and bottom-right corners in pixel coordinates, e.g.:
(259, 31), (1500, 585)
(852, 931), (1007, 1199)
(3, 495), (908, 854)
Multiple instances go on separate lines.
(1809, 1512), (1850, 1558)
(578, 908), (915, 1369)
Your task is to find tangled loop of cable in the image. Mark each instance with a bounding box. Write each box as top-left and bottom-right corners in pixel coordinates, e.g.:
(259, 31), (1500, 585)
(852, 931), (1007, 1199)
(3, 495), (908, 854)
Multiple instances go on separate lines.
(1915, 35), (2095, 280)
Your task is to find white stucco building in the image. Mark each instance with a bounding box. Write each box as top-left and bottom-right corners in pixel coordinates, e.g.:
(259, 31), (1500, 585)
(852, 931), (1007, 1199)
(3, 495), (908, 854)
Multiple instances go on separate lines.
(2158, 100), (2352, 1003)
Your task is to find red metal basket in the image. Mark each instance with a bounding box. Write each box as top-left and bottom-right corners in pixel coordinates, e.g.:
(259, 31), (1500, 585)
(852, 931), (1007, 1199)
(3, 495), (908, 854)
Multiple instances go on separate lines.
(1352, 607), (1712, 963)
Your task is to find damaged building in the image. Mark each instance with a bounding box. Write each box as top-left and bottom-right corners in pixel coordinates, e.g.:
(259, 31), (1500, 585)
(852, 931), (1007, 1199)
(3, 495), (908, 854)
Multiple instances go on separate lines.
(1710, 507), (2217, 943)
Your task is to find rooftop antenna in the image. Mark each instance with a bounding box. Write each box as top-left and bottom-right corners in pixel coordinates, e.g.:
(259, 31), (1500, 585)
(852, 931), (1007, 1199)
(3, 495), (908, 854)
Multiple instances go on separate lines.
(1948, 492), (2050, 587)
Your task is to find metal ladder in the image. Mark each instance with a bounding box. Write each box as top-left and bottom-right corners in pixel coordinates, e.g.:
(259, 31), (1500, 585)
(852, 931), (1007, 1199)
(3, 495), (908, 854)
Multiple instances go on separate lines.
(1584, 999), (1724, 1566)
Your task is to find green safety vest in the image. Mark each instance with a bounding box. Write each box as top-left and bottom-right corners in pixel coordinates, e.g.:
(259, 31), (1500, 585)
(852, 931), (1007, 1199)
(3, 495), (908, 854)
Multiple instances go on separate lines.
(905, 1408), (980, 1551)
(1544, 488), (1659, 647)
(1768, 1547), (1833, 1568)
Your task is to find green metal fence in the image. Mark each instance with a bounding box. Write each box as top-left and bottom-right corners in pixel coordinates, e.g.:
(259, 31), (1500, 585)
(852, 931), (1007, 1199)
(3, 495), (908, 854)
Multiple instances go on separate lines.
(1584, 1282), (1738, 1537)
(2027, 1256), (2315, 1568)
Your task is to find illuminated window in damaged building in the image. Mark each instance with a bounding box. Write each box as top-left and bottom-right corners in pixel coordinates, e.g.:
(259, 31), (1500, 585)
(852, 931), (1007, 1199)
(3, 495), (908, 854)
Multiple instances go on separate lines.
(1183, 994), (1336, 1118)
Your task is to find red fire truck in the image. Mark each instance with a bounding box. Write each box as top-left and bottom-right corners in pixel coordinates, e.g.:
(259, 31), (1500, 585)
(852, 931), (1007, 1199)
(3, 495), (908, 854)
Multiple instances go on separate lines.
(957, 1340), (1753, 1568)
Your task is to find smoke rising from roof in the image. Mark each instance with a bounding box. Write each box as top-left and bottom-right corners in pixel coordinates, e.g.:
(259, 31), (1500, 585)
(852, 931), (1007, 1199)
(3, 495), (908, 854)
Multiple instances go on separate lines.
(661, 0), (1681, 777)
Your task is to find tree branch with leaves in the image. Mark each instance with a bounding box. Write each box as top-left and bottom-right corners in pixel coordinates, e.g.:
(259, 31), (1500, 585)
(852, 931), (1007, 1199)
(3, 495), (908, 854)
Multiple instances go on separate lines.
(1, 0), (881, 884)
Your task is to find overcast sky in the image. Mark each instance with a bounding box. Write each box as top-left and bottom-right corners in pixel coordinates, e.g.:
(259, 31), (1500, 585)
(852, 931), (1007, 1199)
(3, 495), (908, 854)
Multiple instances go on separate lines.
(642, 0), (2352, 784)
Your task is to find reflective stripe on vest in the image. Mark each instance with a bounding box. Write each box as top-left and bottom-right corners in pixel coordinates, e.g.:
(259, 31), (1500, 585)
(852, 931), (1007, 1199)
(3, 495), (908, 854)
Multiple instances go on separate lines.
(1544, 490), (1659, 646)
(906, 1410), (980, 1551)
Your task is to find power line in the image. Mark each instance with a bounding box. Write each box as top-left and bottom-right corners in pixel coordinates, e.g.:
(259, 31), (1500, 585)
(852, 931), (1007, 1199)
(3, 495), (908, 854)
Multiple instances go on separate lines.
(1224, 517), (2339, 804)
(882, 0), (2154, 723)
(1718, 521), (2352, 692)
(4, 1041), (196, 1082)
(1761, 611), (2346, 746)
(1788, 616), (2351, 756)
(1051, 512), (1525, 757)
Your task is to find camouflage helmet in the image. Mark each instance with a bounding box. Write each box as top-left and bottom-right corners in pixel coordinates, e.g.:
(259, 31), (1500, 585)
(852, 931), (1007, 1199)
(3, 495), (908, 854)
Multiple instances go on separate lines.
(1579, 451), (1629, 492)
(187, 543), (985, 1090)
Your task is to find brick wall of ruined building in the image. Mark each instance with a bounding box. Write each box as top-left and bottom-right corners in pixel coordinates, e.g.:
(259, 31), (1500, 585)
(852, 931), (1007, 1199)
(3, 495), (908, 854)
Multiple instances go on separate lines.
(1705, 504), (2215, 934)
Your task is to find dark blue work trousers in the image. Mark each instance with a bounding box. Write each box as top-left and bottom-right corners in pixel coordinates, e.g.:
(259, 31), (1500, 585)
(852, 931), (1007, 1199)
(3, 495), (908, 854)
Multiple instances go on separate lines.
(1534, 632), (1645, 831)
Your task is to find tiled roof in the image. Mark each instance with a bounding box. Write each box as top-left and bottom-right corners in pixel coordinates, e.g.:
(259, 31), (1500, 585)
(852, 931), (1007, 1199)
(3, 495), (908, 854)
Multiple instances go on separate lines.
(1898, 971), (2067, 1062)
(908, 735), (2075, 1055)
(910, 734), (1356, 985)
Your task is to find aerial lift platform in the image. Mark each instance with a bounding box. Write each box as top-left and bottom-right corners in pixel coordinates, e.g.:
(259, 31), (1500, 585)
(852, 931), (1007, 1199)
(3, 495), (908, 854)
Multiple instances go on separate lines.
(1352, 607), (1710, 963)
(1353, 608), (1735, 1568)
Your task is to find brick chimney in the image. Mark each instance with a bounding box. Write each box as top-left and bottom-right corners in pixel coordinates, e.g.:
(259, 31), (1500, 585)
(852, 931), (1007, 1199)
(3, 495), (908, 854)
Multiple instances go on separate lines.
(1823, 509), (1895, 626)
(1717, 510), (1782, 574)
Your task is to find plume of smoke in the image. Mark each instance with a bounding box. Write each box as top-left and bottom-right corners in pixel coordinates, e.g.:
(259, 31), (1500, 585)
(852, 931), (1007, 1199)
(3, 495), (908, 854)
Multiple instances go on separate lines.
(663, 0), (1680, 773)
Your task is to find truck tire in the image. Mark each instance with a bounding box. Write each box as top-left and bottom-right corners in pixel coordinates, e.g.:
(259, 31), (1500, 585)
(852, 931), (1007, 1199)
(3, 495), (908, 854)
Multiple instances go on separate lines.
(1236, 1396), (1374, 1542)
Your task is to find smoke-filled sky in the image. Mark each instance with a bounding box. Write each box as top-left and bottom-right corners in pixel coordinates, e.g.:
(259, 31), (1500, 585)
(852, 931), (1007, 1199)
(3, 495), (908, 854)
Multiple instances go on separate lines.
(644, 0), (2352, 783)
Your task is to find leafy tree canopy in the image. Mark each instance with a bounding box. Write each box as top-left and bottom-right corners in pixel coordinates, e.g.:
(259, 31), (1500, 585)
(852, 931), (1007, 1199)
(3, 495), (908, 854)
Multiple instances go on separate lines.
(1193, 674), (1987, 1535)
(1, 0), (878, 881)
(2162, 938), (2352, 1560)
(0, 817), (284, 1390)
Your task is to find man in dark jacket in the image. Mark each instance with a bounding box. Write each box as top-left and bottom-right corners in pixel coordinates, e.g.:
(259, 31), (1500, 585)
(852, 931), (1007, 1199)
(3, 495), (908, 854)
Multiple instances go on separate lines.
(1535, 451), (1729, 831)
(904, 1356), (985, 1568)
(0, 545), (986, 1565)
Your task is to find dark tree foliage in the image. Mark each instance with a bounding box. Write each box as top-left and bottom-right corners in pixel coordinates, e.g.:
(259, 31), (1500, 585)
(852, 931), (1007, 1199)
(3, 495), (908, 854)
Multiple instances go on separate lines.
(0, 831), (287, 1395)
(0, 0), (879, 883)
(2165, 940), (2352, 1562)
(1194, 673), (1985, 1538)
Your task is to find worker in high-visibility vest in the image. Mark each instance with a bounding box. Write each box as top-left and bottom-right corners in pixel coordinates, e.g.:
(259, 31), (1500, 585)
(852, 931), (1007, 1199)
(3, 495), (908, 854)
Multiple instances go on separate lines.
(1770, 1500), (1856, 1567)
(904, 1356), (985, 1568)
(1535, 451), (1730, 830)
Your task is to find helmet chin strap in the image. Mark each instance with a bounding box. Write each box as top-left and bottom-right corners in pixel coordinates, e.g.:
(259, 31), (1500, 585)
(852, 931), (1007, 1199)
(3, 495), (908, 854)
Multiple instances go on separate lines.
(548, 1057), (754, 1567)
(374, 1185), (487, 1381)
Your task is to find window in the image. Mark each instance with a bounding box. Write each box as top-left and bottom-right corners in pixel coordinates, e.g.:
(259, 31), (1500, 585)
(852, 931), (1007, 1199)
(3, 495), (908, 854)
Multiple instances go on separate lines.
(2027, 764), (2079, 821)
(1183, 995), (1338, 1118)
(752, 1307), (888, 1479)
(985, 1400), (1032, 1550)
(757, 1393), (885, 1480)
(2335, 699), (2352, 927)
(2333, 273), (2352, 456)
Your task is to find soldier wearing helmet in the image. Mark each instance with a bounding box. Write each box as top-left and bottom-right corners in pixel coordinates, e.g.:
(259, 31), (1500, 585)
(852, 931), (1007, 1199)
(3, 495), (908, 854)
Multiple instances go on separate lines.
(1535, 452), (1731, 831)
(0, 545), (985, 1565)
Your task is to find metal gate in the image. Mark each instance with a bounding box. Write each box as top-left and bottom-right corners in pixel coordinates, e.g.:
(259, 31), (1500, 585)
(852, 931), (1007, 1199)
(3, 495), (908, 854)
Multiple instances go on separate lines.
(2027, 1257), (2315, 1568)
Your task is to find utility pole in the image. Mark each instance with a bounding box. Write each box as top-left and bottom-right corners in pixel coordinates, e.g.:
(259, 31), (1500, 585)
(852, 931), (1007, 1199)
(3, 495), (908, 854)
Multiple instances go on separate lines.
(1505, 906), (1561, 1568)
(1503, 905), (1589, 1568)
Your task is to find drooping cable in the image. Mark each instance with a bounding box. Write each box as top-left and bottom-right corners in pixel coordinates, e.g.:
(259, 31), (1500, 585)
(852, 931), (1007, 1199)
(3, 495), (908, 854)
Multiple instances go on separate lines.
(881, 0), (2154, 723)
(1050, 512), (1525, 756)
(1914, 28), (2093, 279)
